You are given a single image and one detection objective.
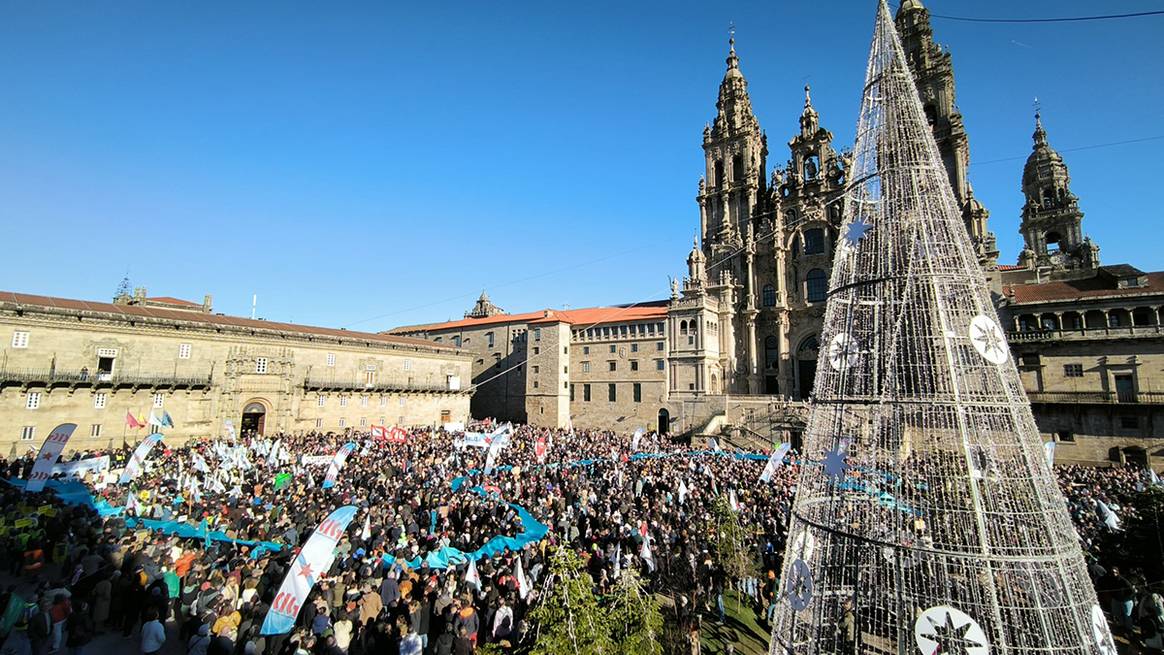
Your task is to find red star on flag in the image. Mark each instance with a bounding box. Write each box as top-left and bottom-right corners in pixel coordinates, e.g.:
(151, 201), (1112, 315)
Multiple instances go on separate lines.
(298, 563), (314, 579)
(42, 452), (54, 461)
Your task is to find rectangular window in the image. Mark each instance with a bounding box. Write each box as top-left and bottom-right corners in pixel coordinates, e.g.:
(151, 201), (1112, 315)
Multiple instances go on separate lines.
(318, 395), (326, 407)
(656, 359), (665, 370)
(178, 343), (192, 359)
(657, 341), (664, 351)
(149, 423), (161, 435)
(94, 392), (107, 409)
(563, 366), (568, 374)
(1056, 430), (1075, 443)
(630, 360), (639, 371)
(570, 384), (575, 401)
(609, 344), (616, 353)
(315, 418), (323, 428)
(532, 366), (539, 374)
(403, 359), (412, 371)
(360, 395), (369, 407)
(533, 328), (541, 341)
(359, 417), (367, 427)
(583, 384), (591, 402)
(487, 333), (495, 348)
(533, 347), (540, 355)
(1063, 364), (1084, 378)
(90, 424), (101, 438)
(153, 393), (164, 408)
(582, 361), (591, 373)
(339, 418), (347, 428)
(327, 353), (336, 367)
(453, 335), (462, 347)
(633, 383), (642, 403)
(608, 383), (617, 402)
(380, 396), (387, 407)
(631, 343), (638, 352)
(26, 392), (40, 410)
(11, 331), (29, 348)
(255, 357), (269, 374)
(21, 426), (35, 441)
(533, 380), (539, 389)
(583, 346), (590, 354)
(340, 396), (349, 407)
(608, 361), (616, 372)
(563, 346), (568, 354)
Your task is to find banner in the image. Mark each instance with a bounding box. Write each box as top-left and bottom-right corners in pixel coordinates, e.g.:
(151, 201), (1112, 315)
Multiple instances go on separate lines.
(301, 455), (333, 465)
(460, 432), (492, 449)
(52, 455), (110, 479)
(534, 436), (547, 464)
(260, 505), (357, 635)
(322, 443), (356, 489)
(373, 426), (408, 444)
(370, 425), (387, 440)
(120, 434), (163, 484)
(26, 424), (77, 493)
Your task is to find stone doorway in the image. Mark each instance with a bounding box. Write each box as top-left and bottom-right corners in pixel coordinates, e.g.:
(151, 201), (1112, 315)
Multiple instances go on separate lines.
(658, 408), (670, 435)
(240, 401), (267, 437)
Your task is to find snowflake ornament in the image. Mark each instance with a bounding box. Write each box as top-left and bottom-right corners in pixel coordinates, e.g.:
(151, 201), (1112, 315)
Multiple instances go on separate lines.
(914, 606), (989, 655)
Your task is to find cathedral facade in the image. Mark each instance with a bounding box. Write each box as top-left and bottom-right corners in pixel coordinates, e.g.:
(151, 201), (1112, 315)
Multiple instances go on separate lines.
(668, 0), (999, 403)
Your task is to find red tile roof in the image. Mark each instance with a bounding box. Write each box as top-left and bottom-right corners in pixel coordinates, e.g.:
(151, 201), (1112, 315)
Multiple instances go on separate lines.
(997, 264), (1025, 271)
(391, 301), (669, 333)
(1004, 271), (1164, 305)
(0, 290), (455, 352)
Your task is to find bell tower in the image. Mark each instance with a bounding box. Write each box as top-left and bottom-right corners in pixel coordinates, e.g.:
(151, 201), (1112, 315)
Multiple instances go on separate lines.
(895, 0), (998, 269)
(1018, 112), (1099, 276)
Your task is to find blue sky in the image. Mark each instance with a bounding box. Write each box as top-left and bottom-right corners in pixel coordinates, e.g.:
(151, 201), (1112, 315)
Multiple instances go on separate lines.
(1, 1), (1160, 330)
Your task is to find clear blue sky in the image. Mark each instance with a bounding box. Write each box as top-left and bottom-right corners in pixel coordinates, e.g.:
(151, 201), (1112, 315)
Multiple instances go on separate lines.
(1, 1), (1160, 330)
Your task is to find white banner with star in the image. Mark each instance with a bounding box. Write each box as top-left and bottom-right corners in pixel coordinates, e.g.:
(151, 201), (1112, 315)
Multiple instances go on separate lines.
(260, 504), (358, 635)
(25, 423), (78, 493)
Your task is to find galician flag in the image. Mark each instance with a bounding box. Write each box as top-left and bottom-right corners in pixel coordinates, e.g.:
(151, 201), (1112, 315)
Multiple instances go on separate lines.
(148, 411), (164, 428)
(515, 557), (530, 600)
(161, 411), (175, 428)
(465, 559), (481, 590)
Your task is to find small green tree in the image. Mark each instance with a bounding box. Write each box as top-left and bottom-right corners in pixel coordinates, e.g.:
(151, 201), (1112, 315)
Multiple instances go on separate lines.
(530, 547), (614, 655)
(712, 494), (758, 612)
(607, 567), (664, 655)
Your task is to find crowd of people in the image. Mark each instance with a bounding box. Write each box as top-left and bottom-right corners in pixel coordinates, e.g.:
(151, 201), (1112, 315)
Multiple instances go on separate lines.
(0, 423), (1158, 655)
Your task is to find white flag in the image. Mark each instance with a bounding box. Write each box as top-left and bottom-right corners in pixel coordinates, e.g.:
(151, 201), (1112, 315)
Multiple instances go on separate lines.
(729, 489), (739, 512)
(631, 428), (644, 452)
(708, 438), (721, 453)
(1044, 441), (1056, 469)
(759, 442), (791, 484)
(361, 514), (372, 541)
(1151, 468), (1162, 487)
(612, 542), (622, 580)
(515, 557), (530, 600)
(678, 480), (688, 505)
(1096, 499), (1122, 531)
(465, 559), (481, 590)
(640, 537), (655, 573)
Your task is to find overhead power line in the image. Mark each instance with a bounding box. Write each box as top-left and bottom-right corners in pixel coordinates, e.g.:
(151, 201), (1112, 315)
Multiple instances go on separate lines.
(921, 8), (1164, 24)
(971, 134), (1164, 167)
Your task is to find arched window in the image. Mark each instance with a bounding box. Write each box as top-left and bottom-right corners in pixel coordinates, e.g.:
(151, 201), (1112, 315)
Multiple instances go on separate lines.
(764, 335), (779, 370)
(806, 269), (828, 303)
(803, 153), (819, 180)
(762, 284), (776, 307)
(1045, 231), (1062, 254)
(804, 228), (825, 255)
(680, 320), (688, 335)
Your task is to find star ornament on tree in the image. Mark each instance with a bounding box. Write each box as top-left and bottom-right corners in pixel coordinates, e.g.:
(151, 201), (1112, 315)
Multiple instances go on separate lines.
(914, 606), (989, 655)
(822, 442), (850, 480)
(784, 559), (813, 612)
(969, 314), (1009, 365)
(844, 216), (873, 246)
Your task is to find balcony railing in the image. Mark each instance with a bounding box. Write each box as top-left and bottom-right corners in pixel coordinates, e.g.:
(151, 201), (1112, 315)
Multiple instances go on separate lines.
(303, 378), (461, 394)
(1027, 390), (1164, 405)
(0, 368), (213, 390)
(1007, 325), (1164, 343)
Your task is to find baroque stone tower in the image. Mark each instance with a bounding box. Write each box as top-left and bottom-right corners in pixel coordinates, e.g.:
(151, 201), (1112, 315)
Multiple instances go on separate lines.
(895, 0), (999, 271)
(1017, 112), (1100, 276)
(691, 35), (774, 395)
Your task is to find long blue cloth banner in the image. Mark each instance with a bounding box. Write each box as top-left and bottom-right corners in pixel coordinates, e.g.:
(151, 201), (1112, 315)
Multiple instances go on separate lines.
(450, 448), (770, 492)
(389, 486), (550, 571)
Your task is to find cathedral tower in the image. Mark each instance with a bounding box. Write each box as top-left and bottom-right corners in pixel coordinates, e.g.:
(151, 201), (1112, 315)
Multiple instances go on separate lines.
(1018, 112), (1099, 275)
(895, 0), (998, 269)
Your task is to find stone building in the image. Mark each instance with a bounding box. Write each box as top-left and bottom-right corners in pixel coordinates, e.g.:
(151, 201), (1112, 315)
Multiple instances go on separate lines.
(0, 289), (472, 454)
(995, 114), (1164, 467)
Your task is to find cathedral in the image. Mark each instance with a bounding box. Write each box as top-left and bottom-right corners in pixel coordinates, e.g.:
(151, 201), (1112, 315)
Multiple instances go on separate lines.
(391, 0), (1162, 467)
(668, 0), (1000, 401)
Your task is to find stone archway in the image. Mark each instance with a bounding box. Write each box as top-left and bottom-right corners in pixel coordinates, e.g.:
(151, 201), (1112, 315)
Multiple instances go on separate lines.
(240, 399), (269, 437)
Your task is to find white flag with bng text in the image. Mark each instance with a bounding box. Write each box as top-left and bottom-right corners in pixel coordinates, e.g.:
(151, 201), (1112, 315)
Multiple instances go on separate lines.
(26, 423), (77, 492)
